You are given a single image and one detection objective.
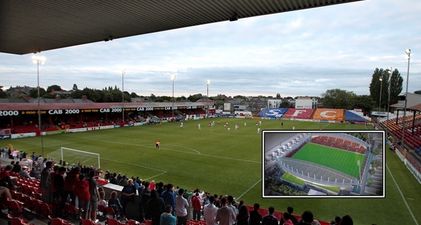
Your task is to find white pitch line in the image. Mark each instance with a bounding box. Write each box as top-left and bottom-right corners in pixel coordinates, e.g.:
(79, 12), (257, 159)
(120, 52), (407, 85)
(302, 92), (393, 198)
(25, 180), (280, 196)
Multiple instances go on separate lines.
(145, 171), (168, 180)
(386, 164), (419, 225)
(165, 144), (201, 154)
(99, 157), (167, 173)
(236, 179), (261, 200)
(76, 135), (201, 155)
(78, 137), (259, 164)
(57, 142), (168, 173)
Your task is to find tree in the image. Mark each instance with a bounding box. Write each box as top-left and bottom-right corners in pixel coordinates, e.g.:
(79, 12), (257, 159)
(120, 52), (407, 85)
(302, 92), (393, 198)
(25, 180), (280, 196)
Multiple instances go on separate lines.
(276, 93), (281, 99)
(187, 93), (203, 102)
(130, 92), (139, 98)
(369, 68), (403, 110)
(389, 69), (403, 105)
(46, 85), (62, 93)
(71, 90), (83, 99)
(321, 89), (356, 109)
(279, 100), (291, 108)
(29, 88), (46, 98)
(415, 90), (421, 95)
(149, 94), (156, 101)
(72, 84), (78, 91)
(352, 95), (375, 114)
(0, 88), (7, 98)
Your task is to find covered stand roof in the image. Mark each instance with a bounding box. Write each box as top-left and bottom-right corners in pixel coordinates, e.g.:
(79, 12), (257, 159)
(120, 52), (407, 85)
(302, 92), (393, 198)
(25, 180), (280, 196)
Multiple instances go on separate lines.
(0, 101), (212, 111)
(0, 0), (361, 54)
(409, 104), (421, 112)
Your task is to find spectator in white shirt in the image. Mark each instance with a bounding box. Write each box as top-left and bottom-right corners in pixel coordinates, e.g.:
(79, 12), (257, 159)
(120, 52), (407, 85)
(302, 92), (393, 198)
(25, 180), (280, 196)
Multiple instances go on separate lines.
(204, 196), (218, 225)
(216, 197), (236, 225)
(227, 196), (238, 225)
(175, 188), (189, 225)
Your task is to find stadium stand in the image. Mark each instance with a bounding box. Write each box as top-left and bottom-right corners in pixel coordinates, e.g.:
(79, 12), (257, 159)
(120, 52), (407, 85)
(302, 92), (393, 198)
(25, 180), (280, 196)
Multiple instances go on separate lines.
(378, 112), (421, 182)
(312, 109), (344, 122)
(258, 108), (288, 119)
(283, 109), (314, 119)
(0, 102), (213, 136)
(311, 135), (366, 154)
(0, 154), (334, 225)
(381, 115), (421, 150)
(345, 110), (367, 123)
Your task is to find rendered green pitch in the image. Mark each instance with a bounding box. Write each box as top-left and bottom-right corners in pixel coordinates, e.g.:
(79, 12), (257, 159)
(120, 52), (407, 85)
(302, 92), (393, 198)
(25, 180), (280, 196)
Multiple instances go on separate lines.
(292, 142), (365, 178)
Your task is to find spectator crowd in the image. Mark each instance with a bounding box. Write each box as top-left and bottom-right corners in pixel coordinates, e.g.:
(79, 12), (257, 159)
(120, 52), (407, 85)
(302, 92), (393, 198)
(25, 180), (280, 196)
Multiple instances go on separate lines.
(1, 148), (354, 225)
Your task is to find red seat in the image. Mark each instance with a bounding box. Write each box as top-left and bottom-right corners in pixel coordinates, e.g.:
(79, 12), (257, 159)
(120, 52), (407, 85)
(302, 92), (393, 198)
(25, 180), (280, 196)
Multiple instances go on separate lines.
(104, 206), (116, 218)
(320, 221), (331, 225)
(64, 203), (79, 217)
(97, 204), (106, 213)
(107, 218), (125, 225)
(7, 215), (34, 225)
(126, 220), (141, 225)
(7, 200), (23, 217)
(81, 218), (101, 225)
(49, 216), (73, 225)
(37, 202), (52, 218)
(273, 211), (283, 220)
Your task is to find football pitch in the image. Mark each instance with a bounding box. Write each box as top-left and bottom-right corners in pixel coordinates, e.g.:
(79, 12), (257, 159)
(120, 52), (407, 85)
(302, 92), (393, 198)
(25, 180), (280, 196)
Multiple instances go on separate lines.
(292, 142), (365, 178)
(1, 118), (420, 225)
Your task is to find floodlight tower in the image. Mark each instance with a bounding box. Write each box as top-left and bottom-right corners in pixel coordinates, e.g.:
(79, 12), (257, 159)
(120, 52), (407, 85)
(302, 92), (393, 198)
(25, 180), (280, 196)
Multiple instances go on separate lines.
(401, 49), (411, 149)
(171, 74), (176, 119)
(32, 54), (46, 156)
(121, 70), (126, 126)
(386, 68), (392, 141)
(378, 76), (383, 112)
(206, 80), (211, 117)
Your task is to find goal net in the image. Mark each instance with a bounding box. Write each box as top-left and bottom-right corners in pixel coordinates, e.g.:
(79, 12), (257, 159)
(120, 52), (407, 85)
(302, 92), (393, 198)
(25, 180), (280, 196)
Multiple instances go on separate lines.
(47, 147), (101, 169)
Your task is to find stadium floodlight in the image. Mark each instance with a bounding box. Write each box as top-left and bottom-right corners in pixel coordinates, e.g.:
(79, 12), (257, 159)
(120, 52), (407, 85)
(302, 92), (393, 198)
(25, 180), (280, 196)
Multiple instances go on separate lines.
(206, 80), (211, 97)
(405, 49), (411, 57)
(32, 54), (46, 156)
(401, 49), (411, 150)
(170, 74), (176, 81)
(378, 76), (383, 112)
(121, 70), (126, 125)
(206, 80), (211, 118)
(32, 55), (46, 65)
(386, 68), (392, 141)
(170, 74), (176, 118)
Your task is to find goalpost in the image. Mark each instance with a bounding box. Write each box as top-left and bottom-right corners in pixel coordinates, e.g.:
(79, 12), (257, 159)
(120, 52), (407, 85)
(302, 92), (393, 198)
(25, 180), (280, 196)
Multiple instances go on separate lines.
(47, 147), (101, 169)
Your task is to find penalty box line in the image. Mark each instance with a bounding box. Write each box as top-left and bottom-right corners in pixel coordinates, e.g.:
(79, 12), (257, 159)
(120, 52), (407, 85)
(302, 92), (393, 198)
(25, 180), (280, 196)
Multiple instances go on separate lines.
(101, 157), (168, 181)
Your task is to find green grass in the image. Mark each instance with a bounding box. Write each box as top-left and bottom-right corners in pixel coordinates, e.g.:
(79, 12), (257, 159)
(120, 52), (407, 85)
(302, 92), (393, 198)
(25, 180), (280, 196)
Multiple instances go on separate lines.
(282, 172), (340, 193)
(313, 183), (341, 193)
(292, 142), (365, 178)
(281, 172), (306, 185)
(1, 118), (420, 225)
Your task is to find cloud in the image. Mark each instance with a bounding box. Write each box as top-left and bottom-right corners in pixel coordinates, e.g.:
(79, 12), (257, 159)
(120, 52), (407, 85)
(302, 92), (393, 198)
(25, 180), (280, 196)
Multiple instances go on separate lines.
(1, 0), (421, 96)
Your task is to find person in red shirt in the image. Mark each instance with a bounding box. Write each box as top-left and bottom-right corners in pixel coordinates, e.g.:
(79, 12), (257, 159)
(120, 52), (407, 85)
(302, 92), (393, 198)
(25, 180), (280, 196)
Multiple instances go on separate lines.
(149, 180), (156, 191)
(191, 192), (202, 221)
(64, 167), (80, 205)
(76, 174), (91, 219)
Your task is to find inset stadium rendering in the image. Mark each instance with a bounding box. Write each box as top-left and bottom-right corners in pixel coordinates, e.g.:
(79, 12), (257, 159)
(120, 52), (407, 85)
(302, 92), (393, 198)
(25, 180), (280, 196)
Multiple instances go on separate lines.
(263, 131), (384, 198)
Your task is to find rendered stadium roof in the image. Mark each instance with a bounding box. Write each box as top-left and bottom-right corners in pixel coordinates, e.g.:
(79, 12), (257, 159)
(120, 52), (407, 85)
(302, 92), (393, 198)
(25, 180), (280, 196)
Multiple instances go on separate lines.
(0, 0), (361, 54)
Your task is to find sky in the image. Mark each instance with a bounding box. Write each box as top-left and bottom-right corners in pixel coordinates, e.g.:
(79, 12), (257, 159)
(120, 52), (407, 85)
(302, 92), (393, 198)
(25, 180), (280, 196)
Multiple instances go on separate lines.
(1, 0), (421, 97)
